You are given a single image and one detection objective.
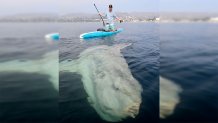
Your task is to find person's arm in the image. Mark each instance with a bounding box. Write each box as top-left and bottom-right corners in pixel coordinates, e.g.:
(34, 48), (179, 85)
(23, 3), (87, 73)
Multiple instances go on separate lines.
(113, 14), (123, 23)
(116, 17), (123, 23)
(99, 13), (106, 18)
(115, 16), (120, 21)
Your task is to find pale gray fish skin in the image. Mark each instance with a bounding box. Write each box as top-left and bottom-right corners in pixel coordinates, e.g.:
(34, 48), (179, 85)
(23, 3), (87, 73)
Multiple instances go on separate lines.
(0, 51), (59, 90)
(61, 43), (142, 122)
(159, 76), (182, 119)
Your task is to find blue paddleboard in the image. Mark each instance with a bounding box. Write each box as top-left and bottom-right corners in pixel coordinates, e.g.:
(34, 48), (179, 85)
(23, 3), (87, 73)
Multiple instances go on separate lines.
(80, 28), (123, 39)
(45, 33), (60, 41)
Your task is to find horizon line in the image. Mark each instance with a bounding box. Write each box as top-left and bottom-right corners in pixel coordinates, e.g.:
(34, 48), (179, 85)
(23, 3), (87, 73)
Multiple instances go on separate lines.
(1, 11), (218, 17)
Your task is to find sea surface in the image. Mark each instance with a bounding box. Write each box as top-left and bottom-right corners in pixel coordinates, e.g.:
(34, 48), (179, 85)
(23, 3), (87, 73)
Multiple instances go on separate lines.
(160, 22), (218, 123)
(0, 22), (217, 123)
(59, 22), (159, 123)
(0, 23), (59, 122)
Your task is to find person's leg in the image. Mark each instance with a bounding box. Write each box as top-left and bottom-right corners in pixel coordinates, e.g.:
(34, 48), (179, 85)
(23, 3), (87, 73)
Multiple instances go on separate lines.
(110, 24), (115, 31)
(105, 24), (110, 31)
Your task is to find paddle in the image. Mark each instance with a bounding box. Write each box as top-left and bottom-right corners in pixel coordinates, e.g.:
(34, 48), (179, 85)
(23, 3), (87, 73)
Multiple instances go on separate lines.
(94, 3), (106, 26)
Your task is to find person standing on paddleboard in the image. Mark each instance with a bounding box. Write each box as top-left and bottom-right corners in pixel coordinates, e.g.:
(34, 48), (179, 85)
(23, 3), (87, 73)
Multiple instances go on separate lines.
(100, 4), (123, 32)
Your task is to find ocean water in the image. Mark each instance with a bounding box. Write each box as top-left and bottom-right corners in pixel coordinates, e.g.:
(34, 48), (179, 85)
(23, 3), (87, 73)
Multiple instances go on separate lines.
(59, 22), (159, 123)
(160, 22), (218, 123)
(0, 23), (59, 122)
(1, 22), (217, 123)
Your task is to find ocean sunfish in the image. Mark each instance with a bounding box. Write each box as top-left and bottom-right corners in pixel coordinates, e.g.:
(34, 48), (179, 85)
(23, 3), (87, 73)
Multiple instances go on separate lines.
(160, 76), (182, 119)
(0, 50), (59, 90)
(60, 43), (142, 122)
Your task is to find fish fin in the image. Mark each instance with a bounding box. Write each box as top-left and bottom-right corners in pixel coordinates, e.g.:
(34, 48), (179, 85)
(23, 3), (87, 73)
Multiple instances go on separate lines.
(113, 43), (132, 52)
(159, 76), (182, 119)
(0, 60), (38, 73)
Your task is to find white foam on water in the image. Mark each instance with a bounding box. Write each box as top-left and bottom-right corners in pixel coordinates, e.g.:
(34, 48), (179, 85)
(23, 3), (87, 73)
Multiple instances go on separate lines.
(61, 43), (142, 122)
(0, 50), (59, 90)
(160, 76), (182, 119)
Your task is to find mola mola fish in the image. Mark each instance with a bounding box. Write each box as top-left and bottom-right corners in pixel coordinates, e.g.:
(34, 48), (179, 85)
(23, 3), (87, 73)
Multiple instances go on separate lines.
(0, 50), (59, 90)
(60, 43), (142, 122)
(160, 76), (182, 119)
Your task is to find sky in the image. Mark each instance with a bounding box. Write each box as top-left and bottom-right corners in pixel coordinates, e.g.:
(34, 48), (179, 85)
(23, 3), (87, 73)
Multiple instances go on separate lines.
(59, 0), (158, 14)
(0, 0), (59, 16)
(0, 0), (217, 16)
(160, 0), (218, 12)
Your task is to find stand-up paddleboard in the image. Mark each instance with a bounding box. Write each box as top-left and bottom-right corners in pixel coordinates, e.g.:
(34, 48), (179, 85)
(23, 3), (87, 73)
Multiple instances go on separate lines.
(80, 28), (123, 39)
(45, 33), (60, 41)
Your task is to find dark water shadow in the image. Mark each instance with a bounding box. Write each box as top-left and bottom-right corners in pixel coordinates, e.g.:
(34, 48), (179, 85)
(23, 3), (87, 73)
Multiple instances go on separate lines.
(59, 72), (105, 123)
(0, 72), (59, 122)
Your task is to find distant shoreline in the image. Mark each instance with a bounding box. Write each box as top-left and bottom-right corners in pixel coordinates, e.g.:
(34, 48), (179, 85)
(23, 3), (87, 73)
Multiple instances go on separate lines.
(0, 21), (217, 23)
(0, 12), (157, 23)
(0, 12), (218, 23)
